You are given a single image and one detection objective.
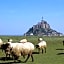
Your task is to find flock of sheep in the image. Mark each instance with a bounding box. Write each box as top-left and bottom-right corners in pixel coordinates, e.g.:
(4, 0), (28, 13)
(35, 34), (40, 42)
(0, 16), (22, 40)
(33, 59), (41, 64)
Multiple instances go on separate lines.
(0, 38), (47, 63)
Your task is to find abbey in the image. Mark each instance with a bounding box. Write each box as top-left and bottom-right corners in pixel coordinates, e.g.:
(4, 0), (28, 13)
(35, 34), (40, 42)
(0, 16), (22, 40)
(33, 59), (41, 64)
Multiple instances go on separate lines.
(25, 18), (63, 36)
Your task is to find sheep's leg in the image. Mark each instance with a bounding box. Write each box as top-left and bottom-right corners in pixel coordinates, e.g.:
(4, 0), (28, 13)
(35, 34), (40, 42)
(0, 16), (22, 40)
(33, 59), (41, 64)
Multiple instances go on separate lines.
(6, 53), (10, 58)
(5, 54), (8, 60)
(45, 47), (46, 53)
(23, 55), (25, 58)
(12, 55), (14, 59)
(31, 54), (34, 62)
(2, 49), (3, 52)
(38, 48), (40, 53)
(24, 54), (30, 62)
(42, 49), (43, 54)
(6, 54), (7, 58)
(14, 56), (20, 63)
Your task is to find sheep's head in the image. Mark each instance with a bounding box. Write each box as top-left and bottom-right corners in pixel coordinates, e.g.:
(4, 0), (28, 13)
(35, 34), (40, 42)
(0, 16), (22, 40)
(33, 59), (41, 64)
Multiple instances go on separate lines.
(1, 43), (10, 50)
(36, 45), (39, 48)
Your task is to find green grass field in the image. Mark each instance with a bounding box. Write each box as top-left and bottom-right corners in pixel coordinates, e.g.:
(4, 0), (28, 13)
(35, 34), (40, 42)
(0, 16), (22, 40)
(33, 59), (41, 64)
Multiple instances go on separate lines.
(0, 36), (64, 64)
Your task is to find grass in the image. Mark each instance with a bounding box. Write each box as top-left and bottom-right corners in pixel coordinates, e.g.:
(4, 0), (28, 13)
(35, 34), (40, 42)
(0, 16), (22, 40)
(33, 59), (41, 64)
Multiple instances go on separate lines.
(0, 36), (64, 64)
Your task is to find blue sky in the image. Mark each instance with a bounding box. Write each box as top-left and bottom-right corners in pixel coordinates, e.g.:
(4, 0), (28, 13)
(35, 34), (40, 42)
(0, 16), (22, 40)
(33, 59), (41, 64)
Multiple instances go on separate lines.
(0, 0), (64, 35)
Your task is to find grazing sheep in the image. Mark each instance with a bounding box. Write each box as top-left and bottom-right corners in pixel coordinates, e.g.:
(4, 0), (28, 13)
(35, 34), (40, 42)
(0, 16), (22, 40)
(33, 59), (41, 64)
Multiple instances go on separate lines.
(10, 42), (35, 62)
(36, 38), (47, 54)
(4, 39), (34, 62)
(19, 39), (27, 43)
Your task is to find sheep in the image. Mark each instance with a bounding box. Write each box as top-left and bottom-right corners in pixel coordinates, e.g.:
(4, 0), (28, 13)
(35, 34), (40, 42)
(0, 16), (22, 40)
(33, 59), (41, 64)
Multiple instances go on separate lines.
(19, 39), (27, 43)
(5, 39), (34, 62)
(10, 42), (35, 62)
(36, 38), (47, 54)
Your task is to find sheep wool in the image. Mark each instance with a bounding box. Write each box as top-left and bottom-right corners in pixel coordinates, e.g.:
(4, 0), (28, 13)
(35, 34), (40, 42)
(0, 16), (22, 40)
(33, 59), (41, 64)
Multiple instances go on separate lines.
(0, 39), (3, 48)
(19, 39), (27, 43)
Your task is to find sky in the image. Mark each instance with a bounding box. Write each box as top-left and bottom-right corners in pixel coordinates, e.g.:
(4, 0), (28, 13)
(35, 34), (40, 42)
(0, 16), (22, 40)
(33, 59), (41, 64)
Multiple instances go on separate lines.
(0, 0), (64, 35)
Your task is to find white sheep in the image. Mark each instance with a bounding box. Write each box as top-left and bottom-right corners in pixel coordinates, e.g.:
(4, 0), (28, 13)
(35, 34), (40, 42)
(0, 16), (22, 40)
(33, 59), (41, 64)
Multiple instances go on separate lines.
(36, 38), (47, 54)
(10, 42), (35, 62)
(5, 39), (34, 62)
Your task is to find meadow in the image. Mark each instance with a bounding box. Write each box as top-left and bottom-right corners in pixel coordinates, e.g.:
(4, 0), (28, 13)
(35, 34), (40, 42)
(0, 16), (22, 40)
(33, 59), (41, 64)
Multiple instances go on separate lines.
(0, 36), (64, 64)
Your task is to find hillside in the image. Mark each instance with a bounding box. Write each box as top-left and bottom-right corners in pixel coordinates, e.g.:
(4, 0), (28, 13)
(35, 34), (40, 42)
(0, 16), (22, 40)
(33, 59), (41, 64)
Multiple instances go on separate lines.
(25, 18), (63, 36)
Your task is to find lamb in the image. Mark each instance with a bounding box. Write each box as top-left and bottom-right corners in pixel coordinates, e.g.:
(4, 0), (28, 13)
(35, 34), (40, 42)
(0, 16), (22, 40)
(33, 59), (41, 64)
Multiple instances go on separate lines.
(36, 38), (47, 54)
(10, 42), (35, 62)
